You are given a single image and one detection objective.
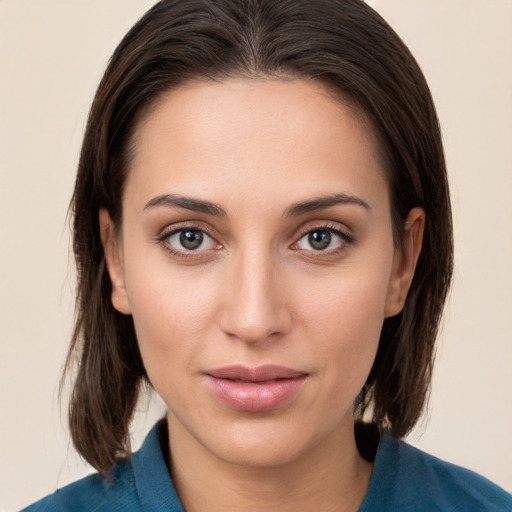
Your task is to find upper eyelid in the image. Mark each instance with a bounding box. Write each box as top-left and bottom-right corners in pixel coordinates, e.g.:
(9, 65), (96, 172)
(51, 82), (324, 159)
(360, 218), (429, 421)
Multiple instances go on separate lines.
(155, 220), (354, 246)
(294, 221), (353, 239)
(156, 221), (216, 240)
(296, 228), (353, 244)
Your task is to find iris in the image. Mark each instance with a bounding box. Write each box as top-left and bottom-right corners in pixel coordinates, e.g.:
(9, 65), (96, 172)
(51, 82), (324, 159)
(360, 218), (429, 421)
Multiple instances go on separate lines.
(180, 230), (203, 250)
(308, 231), (331, 250)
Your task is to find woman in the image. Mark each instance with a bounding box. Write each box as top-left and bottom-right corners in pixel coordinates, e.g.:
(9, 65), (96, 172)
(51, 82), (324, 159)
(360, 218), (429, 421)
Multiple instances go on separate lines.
(23, 0), (511, 510)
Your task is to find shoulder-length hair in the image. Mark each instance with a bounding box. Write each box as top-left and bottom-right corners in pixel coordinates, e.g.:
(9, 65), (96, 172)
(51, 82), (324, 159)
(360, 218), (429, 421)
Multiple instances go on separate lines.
(67, 0), (453, 474)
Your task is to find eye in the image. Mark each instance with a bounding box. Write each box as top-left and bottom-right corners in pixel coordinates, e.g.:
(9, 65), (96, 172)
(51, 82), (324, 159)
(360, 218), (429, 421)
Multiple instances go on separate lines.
(293, 227), (353, 252)
(165, 228), (218, 253)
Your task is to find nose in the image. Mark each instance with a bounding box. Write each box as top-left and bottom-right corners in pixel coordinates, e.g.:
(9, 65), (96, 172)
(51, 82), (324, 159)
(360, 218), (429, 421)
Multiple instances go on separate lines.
(219, 248), (292, 345)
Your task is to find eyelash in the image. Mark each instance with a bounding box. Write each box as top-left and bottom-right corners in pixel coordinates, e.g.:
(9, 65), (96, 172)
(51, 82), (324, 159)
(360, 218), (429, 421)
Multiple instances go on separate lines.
(155, 222), (355, 260)
(291, 223), (355, 256)
(156, 223), (220, 260)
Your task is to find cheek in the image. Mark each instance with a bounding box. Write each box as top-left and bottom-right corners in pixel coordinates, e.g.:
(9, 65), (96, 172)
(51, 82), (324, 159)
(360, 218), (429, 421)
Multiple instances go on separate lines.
(300, 257), (391, 332)
(295, 260), (392, 383)
(123, 255), (221, 378)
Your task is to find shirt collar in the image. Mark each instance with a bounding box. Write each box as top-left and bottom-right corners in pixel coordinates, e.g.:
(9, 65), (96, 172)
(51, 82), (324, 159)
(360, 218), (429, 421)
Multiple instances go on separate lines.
(131, 418), (185, 511)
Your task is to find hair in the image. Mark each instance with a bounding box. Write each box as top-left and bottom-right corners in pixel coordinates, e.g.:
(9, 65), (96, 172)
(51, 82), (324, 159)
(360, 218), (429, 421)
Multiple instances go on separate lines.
(66, 0), (453, 474)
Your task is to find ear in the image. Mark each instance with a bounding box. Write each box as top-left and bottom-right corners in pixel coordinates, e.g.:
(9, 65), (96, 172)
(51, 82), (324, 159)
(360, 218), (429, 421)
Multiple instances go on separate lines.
(99, 208), (131, 315)
(384, 207), (425, 317)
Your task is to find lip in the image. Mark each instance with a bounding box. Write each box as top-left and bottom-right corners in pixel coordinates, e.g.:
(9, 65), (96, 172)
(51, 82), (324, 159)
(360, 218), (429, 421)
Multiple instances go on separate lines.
(204, 365), (308, 412)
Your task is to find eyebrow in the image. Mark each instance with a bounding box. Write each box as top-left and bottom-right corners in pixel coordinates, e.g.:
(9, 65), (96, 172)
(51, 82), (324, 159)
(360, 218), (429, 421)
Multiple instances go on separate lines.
(284, 193), (371, 217)
(143, 192), (370, 218)
(144, 194), (227, 217)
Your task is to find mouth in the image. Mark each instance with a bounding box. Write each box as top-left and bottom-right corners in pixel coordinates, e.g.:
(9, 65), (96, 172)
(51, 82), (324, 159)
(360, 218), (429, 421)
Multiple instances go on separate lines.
(204, 365), (308, 412)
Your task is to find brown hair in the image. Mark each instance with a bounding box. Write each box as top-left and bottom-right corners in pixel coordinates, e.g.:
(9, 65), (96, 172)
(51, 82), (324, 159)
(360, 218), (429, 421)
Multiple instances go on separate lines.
(66, 0), (453, 474)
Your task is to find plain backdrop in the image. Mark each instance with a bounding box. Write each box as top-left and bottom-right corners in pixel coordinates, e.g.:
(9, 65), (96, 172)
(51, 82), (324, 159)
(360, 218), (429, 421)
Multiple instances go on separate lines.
(1, 1), (511, 510)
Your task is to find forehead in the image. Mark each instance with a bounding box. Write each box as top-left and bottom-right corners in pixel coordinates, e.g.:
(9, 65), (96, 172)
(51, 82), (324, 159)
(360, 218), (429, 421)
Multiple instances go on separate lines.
(125, 78), (388, 213)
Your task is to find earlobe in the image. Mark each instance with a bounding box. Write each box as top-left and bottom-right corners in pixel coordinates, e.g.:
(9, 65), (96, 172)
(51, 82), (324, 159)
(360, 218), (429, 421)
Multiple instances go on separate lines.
(384, 207), (425, 317)
(99, 209), (131, 315)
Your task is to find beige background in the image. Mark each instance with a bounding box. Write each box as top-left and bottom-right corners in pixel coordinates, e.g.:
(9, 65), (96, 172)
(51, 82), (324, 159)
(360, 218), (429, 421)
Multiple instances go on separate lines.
(1, 1), (511, 510)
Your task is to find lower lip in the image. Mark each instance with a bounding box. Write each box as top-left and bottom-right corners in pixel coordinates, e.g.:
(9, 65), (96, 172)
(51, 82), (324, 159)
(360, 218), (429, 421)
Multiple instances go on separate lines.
(205, 375), (307, 412)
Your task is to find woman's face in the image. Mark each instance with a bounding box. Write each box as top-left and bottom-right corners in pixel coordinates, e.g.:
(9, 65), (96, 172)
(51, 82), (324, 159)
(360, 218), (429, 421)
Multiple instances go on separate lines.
(102, 78), (421, 468)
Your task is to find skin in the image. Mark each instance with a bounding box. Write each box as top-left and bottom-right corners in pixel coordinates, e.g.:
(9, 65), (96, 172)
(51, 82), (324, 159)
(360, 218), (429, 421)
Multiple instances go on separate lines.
(100, 78), (424, 511)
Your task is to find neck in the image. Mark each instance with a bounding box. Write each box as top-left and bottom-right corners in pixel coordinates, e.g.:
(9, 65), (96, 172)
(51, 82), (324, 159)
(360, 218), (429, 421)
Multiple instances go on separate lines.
(167, 414), (373, 512)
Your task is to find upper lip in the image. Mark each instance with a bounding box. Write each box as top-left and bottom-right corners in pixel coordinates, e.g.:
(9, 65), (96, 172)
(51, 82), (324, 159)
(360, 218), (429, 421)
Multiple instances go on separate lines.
(205, 365), (307, 382)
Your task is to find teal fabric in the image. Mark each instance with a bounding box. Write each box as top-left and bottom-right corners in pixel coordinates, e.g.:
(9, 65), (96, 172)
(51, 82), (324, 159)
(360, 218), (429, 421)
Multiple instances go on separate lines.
(22, 421), (184, 512)
(23, 419), (511, 511)
(359, 433), (512, 511)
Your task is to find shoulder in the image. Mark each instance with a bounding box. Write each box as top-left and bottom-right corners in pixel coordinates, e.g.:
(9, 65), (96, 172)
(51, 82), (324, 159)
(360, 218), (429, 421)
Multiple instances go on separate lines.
(361, 432), (512, 512)
(396, 439), (512, 511)
(20, 461), (137, 512)
(21, 419), (184, 512)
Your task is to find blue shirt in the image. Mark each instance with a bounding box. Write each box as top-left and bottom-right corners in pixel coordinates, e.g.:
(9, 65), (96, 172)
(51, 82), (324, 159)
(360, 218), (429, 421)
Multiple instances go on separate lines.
(23, 420), (511, 511)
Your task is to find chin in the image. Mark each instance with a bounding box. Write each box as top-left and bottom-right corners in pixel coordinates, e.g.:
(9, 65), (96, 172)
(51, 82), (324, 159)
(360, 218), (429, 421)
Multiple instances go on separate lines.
(199, 414), (343, 469)
(212, 434), (308, 469)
